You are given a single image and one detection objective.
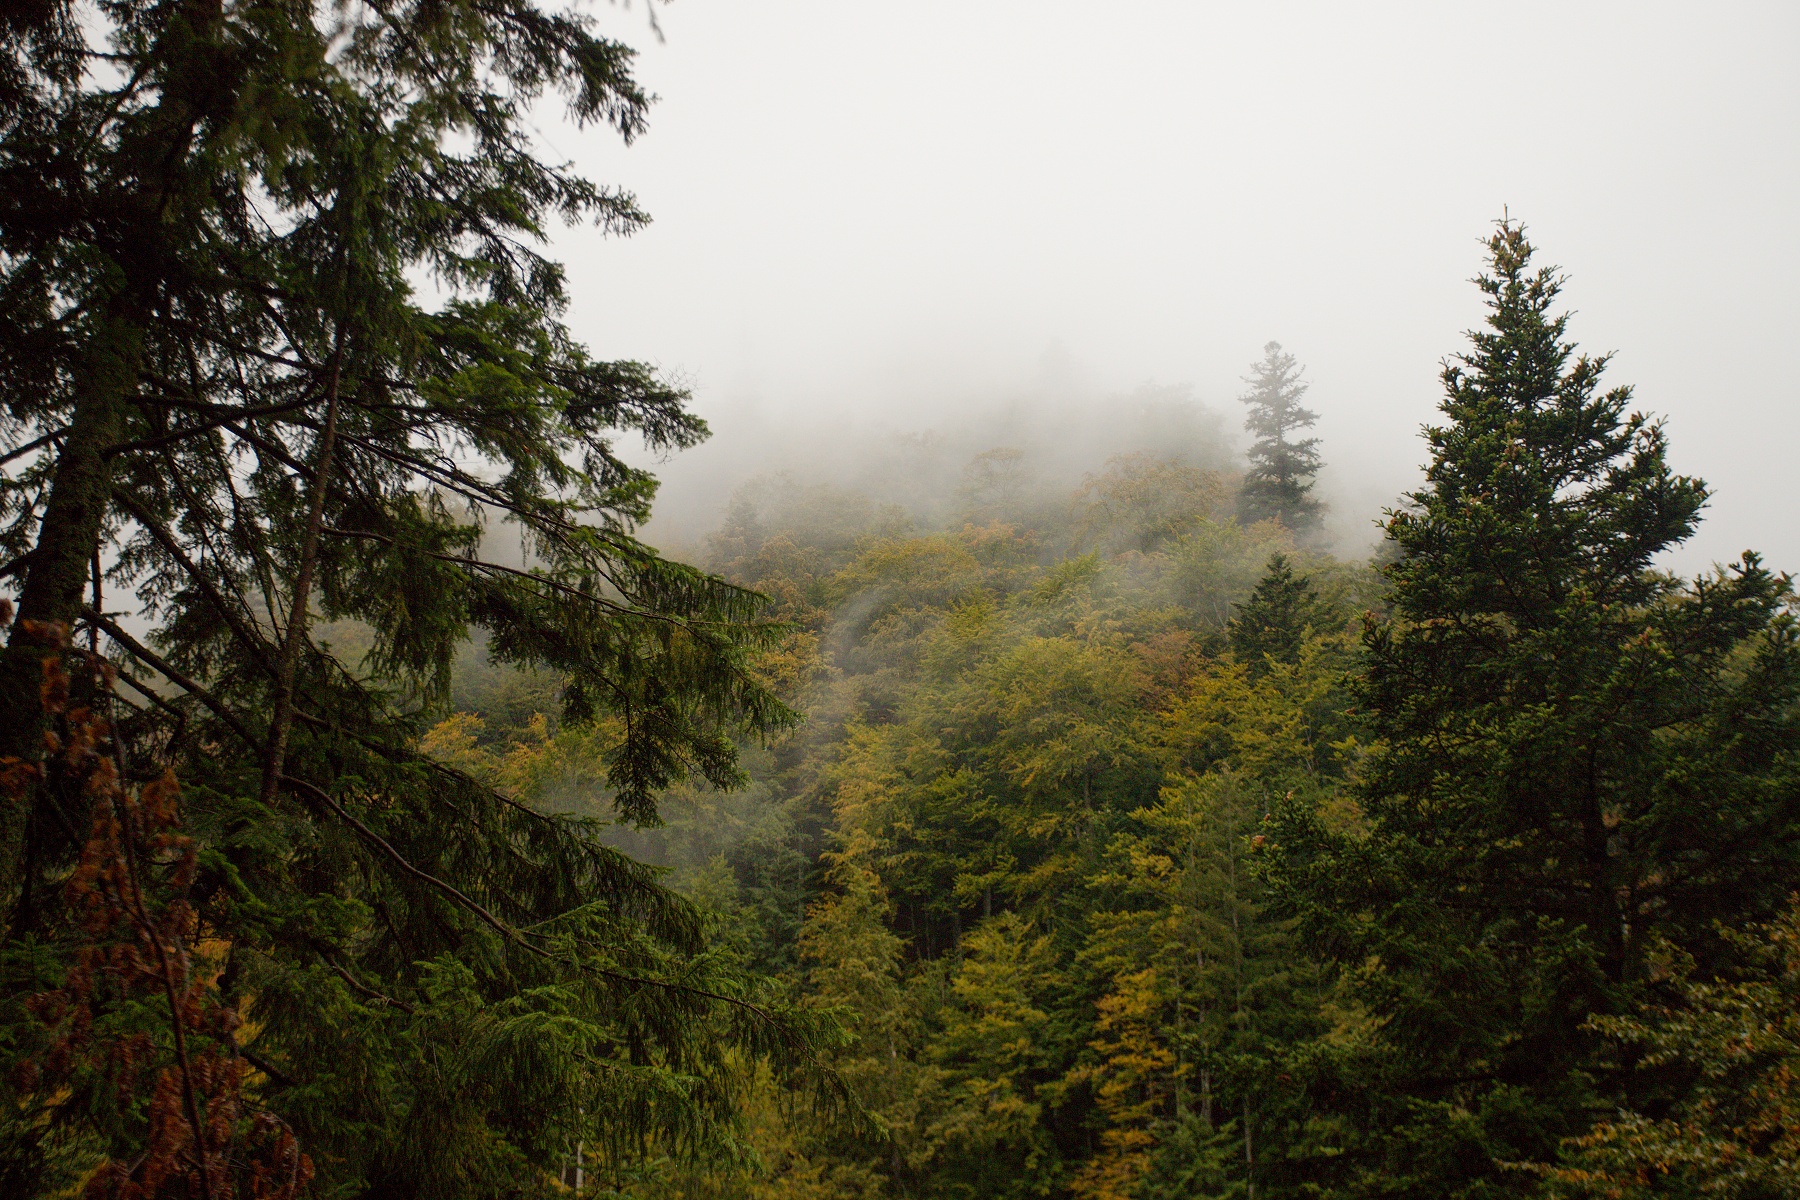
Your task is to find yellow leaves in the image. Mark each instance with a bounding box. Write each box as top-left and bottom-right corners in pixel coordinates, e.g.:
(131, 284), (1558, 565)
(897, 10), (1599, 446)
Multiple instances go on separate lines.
(921, 1071), (1045, 1168)
(800, 865), (906, 1040)
(1068, 968), (1178, 1200)
(419, 711), (489, 773)
(1074, 453), (1232, 555)
(824, 721), (912, 863)
(1315, 790), (1370, 841)
(1157, 632), (1353, 779)
(885, 914), (1066, 1179)
(747, 627), (828, 701)
(1068, 1127), (1155, 1200)
(941, 914), (1060, 1068)
(832, 535), (983, 609)
(940, 590), (996, 643)
(982, 636), (1148, 797)
(1317, 992), (1387, 1052)
(418, 710), (621, 815)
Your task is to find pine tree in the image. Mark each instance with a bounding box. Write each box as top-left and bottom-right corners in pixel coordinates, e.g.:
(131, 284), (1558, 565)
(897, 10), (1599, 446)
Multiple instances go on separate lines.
(1236, 343), (1323, 533)
(1081, 773), (1322, 1200)
(1268, 221), (1800, 1198)
(0, 3), (840, 1192)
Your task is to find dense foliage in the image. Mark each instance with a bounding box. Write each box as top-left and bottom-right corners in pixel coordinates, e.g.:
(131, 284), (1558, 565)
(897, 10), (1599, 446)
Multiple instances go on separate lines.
(1264, 222), (1800, 1199)
(0, 0), (1790, 1191)
(458, 226), (1790, 1200)
(502, 444), (1375, 1199)
(0, 3), (837, 1195)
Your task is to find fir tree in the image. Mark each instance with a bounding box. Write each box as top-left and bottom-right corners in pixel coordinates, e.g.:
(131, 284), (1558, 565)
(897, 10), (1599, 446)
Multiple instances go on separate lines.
(0, 2), (840, 1191)
(1268, 221), (1800, 1198)
(1227, 553), (1333, 673)
(1236, 342), (1323, 533)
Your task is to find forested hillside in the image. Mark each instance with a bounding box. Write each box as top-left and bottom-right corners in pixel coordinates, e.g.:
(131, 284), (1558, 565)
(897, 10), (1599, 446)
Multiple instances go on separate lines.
(3, 3), (1795, 1198)
(442, 438), (1365, 1198)
(429, 226), (1800, 1200)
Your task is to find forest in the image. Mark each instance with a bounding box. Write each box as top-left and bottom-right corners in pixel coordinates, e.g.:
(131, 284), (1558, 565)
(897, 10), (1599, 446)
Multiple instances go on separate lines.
(1, 4), (1797, 1199)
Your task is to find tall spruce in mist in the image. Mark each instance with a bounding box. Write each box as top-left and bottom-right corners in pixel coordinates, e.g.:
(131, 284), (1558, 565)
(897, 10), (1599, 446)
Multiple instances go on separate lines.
(0, 2), (837, 1193)
(1268, 221), (1800, 1198)
(1236, 342), (1323, 533)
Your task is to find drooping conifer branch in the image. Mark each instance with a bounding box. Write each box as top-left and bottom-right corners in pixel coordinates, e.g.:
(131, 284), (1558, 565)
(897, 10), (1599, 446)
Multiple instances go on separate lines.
(259, 335), (344, 807)
(1, 2), (837, 1186)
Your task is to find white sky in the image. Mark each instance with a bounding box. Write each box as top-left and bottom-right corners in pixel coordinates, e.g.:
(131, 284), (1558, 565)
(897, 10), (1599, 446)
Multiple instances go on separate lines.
(553, 1), (1800, 572)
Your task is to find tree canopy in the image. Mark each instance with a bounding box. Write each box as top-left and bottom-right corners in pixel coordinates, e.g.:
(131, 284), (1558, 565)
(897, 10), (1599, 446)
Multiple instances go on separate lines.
(1264, 221), (1800, 1198)
(1, 8), (1791, 1192)
(530, 225), (1796, 1200)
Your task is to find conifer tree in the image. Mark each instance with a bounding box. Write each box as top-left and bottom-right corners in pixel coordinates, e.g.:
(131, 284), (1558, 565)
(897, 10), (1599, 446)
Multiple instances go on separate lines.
(1083, 774), (1321, 1200)
(1227, 553), (1332, 673)
(1236, 343), (1323, 533)
(1537, 901), (1800, 1199)
(1268, 221), (1800, 1198)
(0, 2), (839, 1191)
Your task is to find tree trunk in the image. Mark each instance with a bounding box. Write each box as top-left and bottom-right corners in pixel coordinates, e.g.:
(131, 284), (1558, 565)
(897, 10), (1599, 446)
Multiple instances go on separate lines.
(0, 307), (144, 748)
(1, 0), (225, 918)
(0, 304), (145, 916)
(258, 345), (343, 807)
(1244, 1095), (1255, 1200)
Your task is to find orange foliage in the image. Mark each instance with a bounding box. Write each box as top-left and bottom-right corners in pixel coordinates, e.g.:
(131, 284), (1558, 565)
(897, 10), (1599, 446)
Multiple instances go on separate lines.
(5, 632), (311, 1200)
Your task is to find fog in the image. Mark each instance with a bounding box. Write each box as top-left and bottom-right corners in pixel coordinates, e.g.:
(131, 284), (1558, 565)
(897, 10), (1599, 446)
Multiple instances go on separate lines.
(551, 2), (1800, 571)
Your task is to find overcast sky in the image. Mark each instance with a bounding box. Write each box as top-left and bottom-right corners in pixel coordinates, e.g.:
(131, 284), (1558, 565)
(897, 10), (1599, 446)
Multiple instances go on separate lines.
(551, 1), (1800, 571)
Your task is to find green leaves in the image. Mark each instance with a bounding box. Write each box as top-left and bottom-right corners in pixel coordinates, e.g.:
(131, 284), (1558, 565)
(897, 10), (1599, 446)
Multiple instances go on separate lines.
(1237, 342), (1323, 534)
(1531, 903), (1800, 1198)
(1226, 553), (1339, 676)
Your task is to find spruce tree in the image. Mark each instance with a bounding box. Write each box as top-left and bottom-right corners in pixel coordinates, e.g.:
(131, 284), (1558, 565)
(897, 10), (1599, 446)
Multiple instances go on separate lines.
(1267, 221), (1800, 1198)
(1236, 342), (1323, 533)
(0, 2), (839, 1192)
(1227, 553), (1332, 673)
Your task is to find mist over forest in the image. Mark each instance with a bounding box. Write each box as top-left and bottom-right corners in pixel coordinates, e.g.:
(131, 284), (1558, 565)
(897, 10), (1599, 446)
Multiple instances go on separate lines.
(3, 5), (1797, 1200)
(637, 375), (1238, 556)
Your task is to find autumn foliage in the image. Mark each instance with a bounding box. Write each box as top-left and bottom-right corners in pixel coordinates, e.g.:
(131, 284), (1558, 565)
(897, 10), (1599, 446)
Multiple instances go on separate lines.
(5, 619), (310, 1200)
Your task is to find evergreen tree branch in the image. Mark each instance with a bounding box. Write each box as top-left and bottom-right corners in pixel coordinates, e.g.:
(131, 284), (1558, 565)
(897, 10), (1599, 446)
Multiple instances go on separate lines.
(106, 395), (319, 458)
(0, 427), (66, 468)
(260, 331), (344, 807)
(110, 485), (278, 674)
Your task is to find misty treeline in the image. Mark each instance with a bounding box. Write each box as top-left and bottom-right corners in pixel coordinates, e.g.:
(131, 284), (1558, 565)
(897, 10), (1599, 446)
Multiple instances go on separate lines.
(1, 5), (1797, 1200)
(515, 225), (1799, 1200)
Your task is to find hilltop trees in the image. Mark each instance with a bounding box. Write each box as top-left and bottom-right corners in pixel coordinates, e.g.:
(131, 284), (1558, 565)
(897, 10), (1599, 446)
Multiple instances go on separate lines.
(628, 222), (1799, 1200)
(559, 225), (1792, 1200)
(1236, 343), (1323, 534)
(0, 2), (836, 1192)
(4, 14), (1784, 1185)
(1268, 221), (1800, 1197)
(591, 454), (1358, 1200)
